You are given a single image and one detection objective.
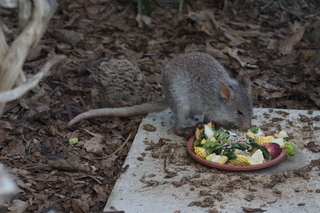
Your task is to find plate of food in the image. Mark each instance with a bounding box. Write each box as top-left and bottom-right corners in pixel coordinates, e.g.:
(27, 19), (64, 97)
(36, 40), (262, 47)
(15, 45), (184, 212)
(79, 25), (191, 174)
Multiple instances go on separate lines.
(187, 123), (296, 171)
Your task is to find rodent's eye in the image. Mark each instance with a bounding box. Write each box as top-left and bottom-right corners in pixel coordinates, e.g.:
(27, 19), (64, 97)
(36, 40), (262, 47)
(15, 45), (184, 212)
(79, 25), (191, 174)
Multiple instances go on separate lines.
(237, 110), (243, 116)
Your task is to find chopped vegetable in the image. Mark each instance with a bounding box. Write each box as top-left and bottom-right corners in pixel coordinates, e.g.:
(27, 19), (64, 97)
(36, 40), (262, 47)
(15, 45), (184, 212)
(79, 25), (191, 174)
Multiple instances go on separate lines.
(272, 138), (285, 147)
(206, 153), (216, 160)
(264, 143), (282, 159)
(200, 139), (206, 144)
(195, 128), (203, 140)
(229, 155), (250, 166)
(248, 149), (264, 165)
(209, 137), (217, 142)
(284, 142), (296, 156)
(254, 136), (275, 145)
(246, 131), (255, 138)
(194, 147), (207, 158)
(204, 124), (215, 138)
(206, 154), (228, 164)
(252, 127), (265, 137)
(249, 126), (260, 134)
(275, 130), (289, 138)
(69, 138), (79, 145)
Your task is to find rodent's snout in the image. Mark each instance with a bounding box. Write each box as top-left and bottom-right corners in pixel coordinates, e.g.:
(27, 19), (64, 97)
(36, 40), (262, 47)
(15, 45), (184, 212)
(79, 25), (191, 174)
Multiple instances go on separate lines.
(241, 122), (251, 132)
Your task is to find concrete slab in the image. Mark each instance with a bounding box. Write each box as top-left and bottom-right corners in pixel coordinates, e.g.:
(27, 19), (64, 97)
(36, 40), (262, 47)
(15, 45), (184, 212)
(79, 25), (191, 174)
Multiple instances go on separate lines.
(104, 108), (320, 213)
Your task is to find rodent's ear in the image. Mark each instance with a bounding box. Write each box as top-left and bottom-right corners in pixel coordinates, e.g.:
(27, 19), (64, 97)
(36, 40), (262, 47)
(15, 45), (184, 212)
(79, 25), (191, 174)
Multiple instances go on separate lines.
(220, 83), (235, 103)
(239, 74), (251, 86)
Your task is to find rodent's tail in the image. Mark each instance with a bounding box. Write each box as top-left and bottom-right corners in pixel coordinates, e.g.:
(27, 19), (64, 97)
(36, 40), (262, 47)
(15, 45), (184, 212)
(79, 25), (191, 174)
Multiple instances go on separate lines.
(67, 100), (169, 127)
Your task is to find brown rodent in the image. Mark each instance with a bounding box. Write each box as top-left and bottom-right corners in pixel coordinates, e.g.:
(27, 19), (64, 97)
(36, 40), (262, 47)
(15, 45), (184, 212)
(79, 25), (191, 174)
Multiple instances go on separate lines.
(67, 52), (253, 137)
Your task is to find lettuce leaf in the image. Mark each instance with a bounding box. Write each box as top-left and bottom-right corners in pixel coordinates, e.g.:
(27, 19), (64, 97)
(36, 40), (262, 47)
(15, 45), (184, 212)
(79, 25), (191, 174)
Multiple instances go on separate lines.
(284, 142), (296, 156)
(250, 126), (260, 134)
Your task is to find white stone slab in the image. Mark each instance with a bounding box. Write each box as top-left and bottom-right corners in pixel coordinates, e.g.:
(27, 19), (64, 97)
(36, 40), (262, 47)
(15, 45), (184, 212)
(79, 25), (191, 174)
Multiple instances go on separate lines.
(105, 108), (320, 213)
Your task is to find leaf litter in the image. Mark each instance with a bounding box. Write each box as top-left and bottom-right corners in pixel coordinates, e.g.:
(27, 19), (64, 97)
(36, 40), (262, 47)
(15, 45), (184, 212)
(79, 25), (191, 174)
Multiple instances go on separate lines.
(0, 0), (319, 212)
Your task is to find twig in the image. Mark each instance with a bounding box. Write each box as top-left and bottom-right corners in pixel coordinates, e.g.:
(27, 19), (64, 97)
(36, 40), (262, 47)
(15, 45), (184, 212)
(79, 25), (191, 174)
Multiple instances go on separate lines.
(26, 107), (65, 121)
(0, 55), (66, 103)
(60, 96), (73, 120)
(95, 133), (132, 160)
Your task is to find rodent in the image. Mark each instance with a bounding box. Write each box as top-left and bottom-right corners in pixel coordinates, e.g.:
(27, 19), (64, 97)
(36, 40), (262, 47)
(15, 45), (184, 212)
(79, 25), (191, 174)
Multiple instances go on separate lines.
(67, 52), (253, 137)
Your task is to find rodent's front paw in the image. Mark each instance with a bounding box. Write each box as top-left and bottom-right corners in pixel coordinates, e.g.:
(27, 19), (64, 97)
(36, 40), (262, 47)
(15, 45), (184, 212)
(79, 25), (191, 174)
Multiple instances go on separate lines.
(174, 126), (197, 139)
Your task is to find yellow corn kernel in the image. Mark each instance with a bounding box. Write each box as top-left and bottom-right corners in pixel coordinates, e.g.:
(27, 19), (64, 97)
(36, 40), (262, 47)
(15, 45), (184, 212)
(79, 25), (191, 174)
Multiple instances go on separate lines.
(246, 131), (255, 138)
(206, 153), (216, 160)
(207, 154), (228, 164)
(194, 147), (207, 158)
(229, 155), (250, 166)
(254, 136), (275, 145)
(200, 139), (206, 144)
(195, 128), (203, 140)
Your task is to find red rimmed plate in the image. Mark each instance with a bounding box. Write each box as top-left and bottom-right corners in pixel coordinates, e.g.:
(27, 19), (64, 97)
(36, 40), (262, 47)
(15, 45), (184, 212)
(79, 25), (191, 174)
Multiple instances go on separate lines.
(187, 136), (286, 171)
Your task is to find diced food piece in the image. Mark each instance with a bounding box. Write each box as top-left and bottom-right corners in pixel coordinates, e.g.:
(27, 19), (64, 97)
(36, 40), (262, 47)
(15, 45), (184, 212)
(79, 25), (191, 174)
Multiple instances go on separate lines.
(253, 127), (265, 136)
(200, 139), (206, 144)
(248, 149), (264, 165)
(246, 131), (255, 138)
(195, 128), (203, 140)
(275, 130), (288, 138)
(264, 143), (282, 159)
(255, 136), (275, 145)
(272, 138), (285, 147)
(284, 142), (296, 156)
(206, 122), (214, 128)
(204, 124), (215, 139)
(209, 137), (216, 142)
(229, 155), (250, 166)
(213, 155), (228, 164)
(206, 154), (228, 164)
(206, 153), (216, 160)
(194, 147), (207, 158)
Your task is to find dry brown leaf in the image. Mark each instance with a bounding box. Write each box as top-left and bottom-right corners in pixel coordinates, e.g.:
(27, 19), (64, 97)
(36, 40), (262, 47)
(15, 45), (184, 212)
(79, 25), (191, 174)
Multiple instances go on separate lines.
(206, 42), (229, 60)
(229, 21), (261, 30)
(32, 192), (49, 200)
(26, 45), (44, 61)
(100, 154), (118, 168)
(267, 39), (278, 50)
(253, 79), (278, 91)
(223, 47), (257, 67)
(7, 199), (30, 213)
(1, 140), (26, 156)
(272, 54), (298, 66)
(279, 24), (306, 55)
(188, 10), (219, 34)
(234, 30), (273, 38)
(242, 206), (267, 212)
(83, 135), (105, 154)
(48, 28), (85, 46)
(72, 198), (90, 213)
(224, 32), (248, 45)
(0, 129), (9, 143)
(0, 120), (12, 129)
